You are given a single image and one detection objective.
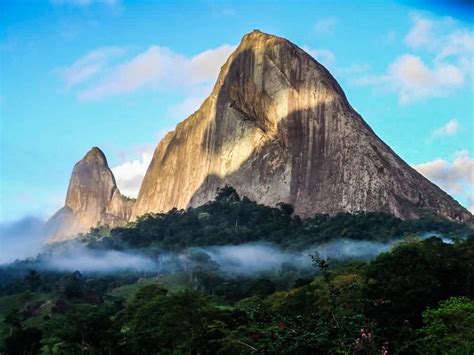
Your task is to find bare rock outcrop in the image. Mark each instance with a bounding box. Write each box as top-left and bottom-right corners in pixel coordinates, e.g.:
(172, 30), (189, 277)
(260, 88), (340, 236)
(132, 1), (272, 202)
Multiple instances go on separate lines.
(132, 30), (472, 223)
(47, 147), (134, 242)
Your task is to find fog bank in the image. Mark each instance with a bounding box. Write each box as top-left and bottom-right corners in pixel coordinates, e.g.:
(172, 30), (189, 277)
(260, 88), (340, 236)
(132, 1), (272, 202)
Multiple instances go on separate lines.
(17, 238), (405, 276)
(0, 217), (47, 264)
(2, 228), (459, 276)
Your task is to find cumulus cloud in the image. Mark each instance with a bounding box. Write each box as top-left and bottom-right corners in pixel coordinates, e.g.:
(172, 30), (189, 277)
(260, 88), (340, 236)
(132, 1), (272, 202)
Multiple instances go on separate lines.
(60, 47), (125, 89)
(405, 15), (436, 49)
(167, 94), (209, 120)
(77, 46), (171, 99)
(436, 30), (474, 64)
(356, 14), (473, 104)
(413, 150), (474, 201)
(112, 150), (153, 198)
(404, 14), (473, 59)
(390, 54), (464, 103)
(357, 54), (465, 104)
(186, 45), (235, 83)
(70, 44), (234, 100)
(430, 119), (459, 140)
(314, 17), (337, 35)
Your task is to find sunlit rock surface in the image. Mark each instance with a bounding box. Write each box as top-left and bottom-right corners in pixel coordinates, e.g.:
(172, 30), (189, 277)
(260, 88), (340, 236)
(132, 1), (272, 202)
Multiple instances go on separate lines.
(47, 147), (134, 242)
(132, 30), (471, 222)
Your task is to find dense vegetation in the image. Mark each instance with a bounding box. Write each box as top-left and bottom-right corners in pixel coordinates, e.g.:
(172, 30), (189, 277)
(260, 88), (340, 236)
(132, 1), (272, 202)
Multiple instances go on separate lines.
(1, 187), (473, 354)
(82, 186), (470, 251)
(1, 237), (473, 354)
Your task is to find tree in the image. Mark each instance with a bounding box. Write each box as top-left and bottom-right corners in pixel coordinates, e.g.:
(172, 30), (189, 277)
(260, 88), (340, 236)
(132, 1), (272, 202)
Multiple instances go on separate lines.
(416, 297), (474, 354)
(277, 202), (294, 216)
(126, 290), (213, 353)
(4, 309), (23, 336)
(250, 278), (276, 298)
(4, 327), (43, 355)
(24, 270), (41, 291)
(41, 304), (116, 354)
(215, 185), (240, 202)
(310, 251), (330, 282)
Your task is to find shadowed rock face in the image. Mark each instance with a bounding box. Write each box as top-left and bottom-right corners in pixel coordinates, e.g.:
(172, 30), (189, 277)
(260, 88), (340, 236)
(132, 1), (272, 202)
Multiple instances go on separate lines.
(47, 147), (134, 242)
(132, 30), (472, 223)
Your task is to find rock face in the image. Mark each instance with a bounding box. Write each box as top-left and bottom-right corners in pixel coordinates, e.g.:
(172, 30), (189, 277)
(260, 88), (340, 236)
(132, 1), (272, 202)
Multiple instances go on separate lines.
(132, 30), (472, 222)
(47, 147), (134, 242)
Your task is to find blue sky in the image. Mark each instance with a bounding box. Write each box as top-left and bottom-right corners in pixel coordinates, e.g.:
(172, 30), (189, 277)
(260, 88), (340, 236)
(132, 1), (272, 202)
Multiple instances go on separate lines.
(1, 0), (473, 224)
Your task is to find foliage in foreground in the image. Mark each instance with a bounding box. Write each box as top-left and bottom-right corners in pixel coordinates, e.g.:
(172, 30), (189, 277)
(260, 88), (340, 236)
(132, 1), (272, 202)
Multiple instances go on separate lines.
(1, 236), (473, 354)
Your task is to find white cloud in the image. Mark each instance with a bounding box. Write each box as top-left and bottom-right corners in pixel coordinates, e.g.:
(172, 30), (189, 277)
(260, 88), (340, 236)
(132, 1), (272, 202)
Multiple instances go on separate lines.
(303, 47), (336, 68)
(112, 151), (153, 198)
(413, 151), (474, 207)
(430, 119), (459, 140)
(404, 15), (474, 70)
(468, 196), (474, 214)
(187, 45), (235, 83)
(405, 15), (435, 49)
(389, 54), (464, 103)
(436, 30), (474, 62)
(73, 44), (235, 100)
(78, 46), (172, 99)
(61, 47), (124, 89)
(167, 94), (208, 120)
(356, 15), (473, 104)
(314, 17), (337, 35)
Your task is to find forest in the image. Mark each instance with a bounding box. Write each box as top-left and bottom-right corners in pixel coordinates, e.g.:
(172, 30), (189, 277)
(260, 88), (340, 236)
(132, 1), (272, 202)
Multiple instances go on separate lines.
(0, 187), (473, 354)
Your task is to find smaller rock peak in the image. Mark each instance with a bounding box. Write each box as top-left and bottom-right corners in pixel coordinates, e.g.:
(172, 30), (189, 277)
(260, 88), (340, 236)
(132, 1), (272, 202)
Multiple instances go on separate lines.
(83, 146), (107, 165)
(241, 30), (285, 46)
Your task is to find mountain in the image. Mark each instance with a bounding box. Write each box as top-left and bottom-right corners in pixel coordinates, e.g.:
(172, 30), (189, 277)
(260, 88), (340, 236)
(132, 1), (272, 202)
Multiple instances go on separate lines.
(132, 30), (471, 222)
(47, 147), (134, 242)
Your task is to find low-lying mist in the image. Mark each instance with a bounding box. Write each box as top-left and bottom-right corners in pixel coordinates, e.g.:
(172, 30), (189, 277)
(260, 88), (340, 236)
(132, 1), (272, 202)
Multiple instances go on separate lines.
(1, 216), (460, 278)
(3, 237), (443, 277)
(39, 241), (157, 273)
(0, 217), (48, 265)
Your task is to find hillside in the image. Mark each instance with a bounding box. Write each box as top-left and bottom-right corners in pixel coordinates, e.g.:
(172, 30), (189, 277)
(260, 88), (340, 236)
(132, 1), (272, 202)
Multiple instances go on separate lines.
(46, 30), (472, 242)
(1, 236), (473, 354)
(81, 186), (471, 252)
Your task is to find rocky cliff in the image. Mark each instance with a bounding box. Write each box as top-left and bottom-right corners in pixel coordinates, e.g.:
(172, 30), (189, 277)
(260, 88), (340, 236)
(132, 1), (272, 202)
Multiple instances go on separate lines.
(47, 147), (134, 242)
(132, 30), (472, 222)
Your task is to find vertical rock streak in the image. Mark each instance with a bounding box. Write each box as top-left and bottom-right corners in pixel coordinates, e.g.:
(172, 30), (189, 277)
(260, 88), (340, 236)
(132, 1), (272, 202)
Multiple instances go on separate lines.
(47, 147), (134, 242)
(132, 30), (471, 223)
(49, 30), (472, 241)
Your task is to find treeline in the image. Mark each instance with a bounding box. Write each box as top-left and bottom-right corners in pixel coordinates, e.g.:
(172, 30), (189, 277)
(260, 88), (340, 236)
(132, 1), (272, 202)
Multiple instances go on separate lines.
(1, 186), (473, 353)
(82, 186), (471, 251)
(2, 237), (474, 354)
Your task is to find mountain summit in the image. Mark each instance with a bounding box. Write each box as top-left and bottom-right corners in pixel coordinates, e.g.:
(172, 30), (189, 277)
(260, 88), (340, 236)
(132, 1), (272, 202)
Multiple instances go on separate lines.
(132, 30), (471, 222)
(48, 31), (471, 241)
(47, 147), (134, 242)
